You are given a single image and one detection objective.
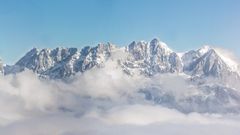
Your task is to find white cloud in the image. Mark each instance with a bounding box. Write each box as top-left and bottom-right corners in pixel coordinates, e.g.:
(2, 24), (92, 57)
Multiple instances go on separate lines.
(0, 104), (240, 135)
(0, 59), (240, 135)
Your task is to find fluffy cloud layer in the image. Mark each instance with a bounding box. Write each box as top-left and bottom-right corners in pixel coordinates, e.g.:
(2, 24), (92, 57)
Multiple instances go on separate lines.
(0, 104), (240, 135)
(0, 60), (240, 135)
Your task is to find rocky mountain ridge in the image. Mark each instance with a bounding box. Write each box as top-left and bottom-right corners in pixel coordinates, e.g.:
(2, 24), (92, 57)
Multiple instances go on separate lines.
(3, 38), (239, 80)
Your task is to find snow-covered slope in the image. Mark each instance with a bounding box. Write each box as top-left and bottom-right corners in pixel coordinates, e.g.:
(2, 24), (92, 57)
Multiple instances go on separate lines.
(5, 38), (240, 80)
(121, 38), (182, 76)
(3, 38), (240, 113)
(182, 46), (240, 85)
(7, 43), (115, 78)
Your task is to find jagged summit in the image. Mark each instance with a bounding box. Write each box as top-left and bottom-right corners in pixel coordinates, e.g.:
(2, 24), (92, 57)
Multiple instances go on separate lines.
(8, 43), (115, 78)
(150, 38), (173, 53)
(124, 38), (181, 75)
(3, 38), (240, 80)
(197, 45), (211, 55)
(181, 45), (240, 79)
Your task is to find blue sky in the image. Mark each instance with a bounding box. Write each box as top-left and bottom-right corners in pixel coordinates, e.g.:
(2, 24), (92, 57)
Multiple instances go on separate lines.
(0, 0), (240, 64)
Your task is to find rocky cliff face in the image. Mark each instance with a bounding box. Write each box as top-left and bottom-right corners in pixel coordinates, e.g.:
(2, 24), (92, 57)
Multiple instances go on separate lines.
(6, 43), (115, 78)
(121, 39), (182, 76)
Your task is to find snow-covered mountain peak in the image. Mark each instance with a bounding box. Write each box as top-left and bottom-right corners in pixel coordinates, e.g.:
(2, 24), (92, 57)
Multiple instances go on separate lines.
(96, 42), (116, 53)
(128, 40), (147, 50)
(2, 40), (240, 114)
(123, 39), (182, 76)
(197, 46), (240, 73)
(3, 39), (240, 80)
(197, 45), (211, 55)
(150, 38), (173, 54)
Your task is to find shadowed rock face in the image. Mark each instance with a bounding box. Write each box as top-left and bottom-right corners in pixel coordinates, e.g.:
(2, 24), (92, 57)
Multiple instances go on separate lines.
(183, 48), (228, 77)
(123, 39), (182, 76)
(8, 43), (115, 79)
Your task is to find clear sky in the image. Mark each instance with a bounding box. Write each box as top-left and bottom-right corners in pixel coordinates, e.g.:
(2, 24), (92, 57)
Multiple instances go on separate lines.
(0, 0), (240, 64)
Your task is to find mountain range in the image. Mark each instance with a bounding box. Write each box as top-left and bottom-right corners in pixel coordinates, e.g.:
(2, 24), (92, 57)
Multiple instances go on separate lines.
(1, 38), (240, 113)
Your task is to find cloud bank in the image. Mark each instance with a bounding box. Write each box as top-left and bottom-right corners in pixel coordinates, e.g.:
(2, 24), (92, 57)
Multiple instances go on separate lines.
(0, 59), (240, 135)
